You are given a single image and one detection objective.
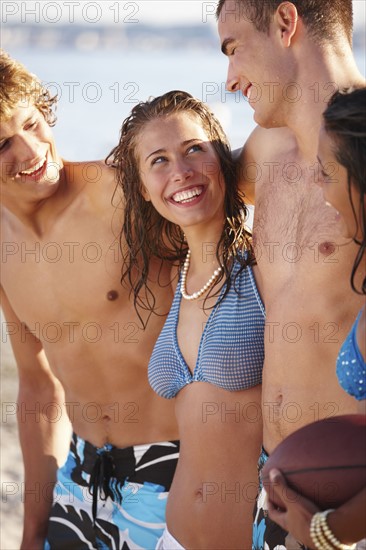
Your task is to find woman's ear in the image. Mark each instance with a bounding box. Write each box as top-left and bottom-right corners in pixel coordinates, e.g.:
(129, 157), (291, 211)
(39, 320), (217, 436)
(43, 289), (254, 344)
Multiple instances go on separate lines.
(141, 185), (151, 202)
(275, 2), (298, 47)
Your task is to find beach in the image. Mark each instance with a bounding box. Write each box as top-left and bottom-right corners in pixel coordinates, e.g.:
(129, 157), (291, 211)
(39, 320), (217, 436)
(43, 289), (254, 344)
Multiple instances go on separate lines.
(1, 333), (23, 550)
(1, 4), (365, 547)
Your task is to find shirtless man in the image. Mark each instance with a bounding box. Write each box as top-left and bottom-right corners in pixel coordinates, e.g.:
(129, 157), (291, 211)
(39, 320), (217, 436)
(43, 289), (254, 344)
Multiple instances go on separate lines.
(216, 1), (366, 547)
(0, 50), (178, 550)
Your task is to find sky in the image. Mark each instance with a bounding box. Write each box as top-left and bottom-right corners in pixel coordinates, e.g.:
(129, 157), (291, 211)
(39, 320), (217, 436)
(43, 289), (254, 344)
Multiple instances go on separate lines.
(1, 0), (365, 28)
(143, 0), (366, 28)
(1, 1), (217, 26)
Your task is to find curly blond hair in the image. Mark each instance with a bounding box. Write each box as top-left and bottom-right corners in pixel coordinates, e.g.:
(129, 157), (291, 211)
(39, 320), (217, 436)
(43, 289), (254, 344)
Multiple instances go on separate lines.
(0, 49), (57, 125)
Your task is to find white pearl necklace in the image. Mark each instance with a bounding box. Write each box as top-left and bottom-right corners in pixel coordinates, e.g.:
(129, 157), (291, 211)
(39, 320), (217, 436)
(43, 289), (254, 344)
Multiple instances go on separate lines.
(180, 249), (223, 301)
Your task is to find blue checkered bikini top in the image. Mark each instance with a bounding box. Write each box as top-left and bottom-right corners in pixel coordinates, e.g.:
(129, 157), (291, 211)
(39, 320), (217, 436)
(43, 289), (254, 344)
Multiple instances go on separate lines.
(336, 310), (366, 401)
(148, 256), (265, 399)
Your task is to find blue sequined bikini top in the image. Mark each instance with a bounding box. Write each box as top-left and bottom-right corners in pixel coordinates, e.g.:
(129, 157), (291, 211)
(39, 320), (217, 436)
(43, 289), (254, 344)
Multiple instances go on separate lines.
(336, 310), (366, 401)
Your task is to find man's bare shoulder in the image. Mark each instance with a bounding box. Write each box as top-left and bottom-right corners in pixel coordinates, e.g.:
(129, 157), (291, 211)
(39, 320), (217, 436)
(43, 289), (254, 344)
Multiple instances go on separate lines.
(243, 125), (296, 164)
(64, 159), (121, 207)
(64, 159), (116, 187)
(237, 126), (296, 201)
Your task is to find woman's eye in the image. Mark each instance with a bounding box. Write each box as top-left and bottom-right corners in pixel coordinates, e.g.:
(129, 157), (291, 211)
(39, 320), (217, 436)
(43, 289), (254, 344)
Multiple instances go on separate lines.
(187, 144), (203, 154)
(151, 156), (166, 166)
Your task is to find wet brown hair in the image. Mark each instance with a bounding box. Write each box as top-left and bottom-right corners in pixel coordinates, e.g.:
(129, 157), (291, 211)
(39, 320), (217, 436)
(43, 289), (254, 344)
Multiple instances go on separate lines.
(107, 90), (253, 322)
(323, 88), (366, 295)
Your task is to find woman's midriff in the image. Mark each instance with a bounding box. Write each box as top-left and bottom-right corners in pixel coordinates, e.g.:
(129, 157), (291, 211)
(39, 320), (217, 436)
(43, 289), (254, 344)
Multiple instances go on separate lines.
(166, 382), (262, 549)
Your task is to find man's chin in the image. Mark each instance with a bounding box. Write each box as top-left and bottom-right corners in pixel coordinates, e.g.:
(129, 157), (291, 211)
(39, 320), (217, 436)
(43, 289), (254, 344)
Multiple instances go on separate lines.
(253, 112), (285, 130)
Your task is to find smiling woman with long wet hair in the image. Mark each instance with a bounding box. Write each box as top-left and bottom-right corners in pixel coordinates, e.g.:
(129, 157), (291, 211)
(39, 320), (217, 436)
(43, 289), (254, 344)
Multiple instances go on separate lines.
(109, 90), (265, 549)
(108, 90), (253, 324)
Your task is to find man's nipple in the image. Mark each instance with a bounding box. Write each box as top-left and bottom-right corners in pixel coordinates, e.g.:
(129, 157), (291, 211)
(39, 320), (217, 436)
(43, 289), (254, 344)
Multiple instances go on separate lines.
(318, 242), (336, 256)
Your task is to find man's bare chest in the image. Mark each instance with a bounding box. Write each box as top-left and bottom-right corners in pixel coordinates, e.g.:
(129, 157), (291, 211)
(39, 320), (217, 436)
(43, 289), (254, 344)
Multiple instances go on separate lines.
(1, 219), (124, 326)
(253, 172), (341, 265)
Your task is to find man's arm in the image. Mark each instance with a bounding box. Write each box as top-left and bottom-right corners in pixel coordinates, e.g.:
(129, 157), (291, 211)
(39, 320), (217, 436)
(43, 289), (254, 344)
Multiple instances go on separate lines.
(234, 127), (263, 205)
(1, 286), (71, 550)
(236, 124), (296, 205)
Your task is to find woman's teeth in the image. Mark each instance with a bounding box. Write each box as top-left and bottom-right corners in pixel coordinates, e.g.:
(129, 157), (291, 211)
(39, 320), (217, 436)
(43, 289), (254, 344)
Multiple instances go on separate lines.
(172, 187), (203, 204)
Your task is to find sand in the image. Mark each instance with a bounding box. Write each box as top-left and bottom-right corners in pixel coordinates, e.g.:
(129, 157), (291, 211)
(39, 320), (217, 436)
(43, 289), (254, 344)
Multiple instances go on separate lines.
(1, 331), (23, 550)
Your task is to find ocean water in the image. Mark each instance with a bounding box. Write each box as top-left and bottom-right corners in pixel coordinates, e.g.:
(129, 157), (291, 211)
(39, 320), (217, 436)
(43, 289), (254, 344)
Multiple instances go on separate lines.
(6, 47), (366, 160)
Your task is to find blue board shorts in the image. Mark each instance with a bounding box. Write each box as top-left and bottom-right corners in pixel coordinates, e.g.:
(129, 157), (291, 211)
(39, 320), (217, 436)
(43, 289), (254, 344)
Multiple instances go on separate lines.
(252, 447), (307, 550)
(45, 433), (180, 549)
